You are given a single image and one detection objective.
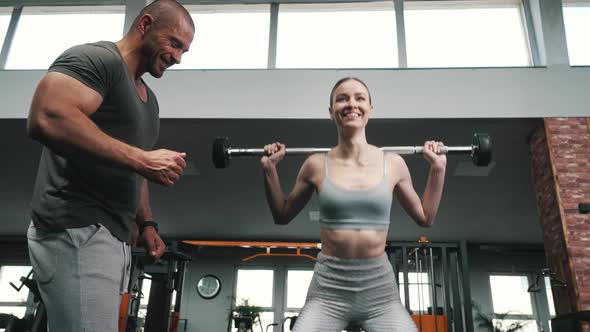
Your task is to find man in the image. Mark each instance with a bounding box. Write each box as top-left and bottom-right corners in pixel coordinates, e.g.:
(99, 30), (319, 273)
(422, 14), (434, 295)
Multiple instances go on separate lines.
(25, 1), (194, 331)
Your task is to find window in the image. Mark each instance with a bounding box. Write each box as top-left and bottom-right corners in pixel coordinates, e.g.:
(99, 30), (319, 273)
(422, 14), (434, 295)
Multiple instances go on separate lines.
(490, 275), (538, 332)
(5, 6), (125, 69)
(491, 318), (538, 332)
(137, 275), (177, 315)
(404, 0), (531, 67)
(286, 270), (313, 309)
(490, 275), (533, 314)
(0, 7), (11, 51)
(563, 1), (590, 65)
(175, 5), (270, 69)
(398, 272), (431, 313)
(544, 276), (555, 316)
(138, 275), (151, 319)
(233, 269), (275, 332)
(0, 266), (32, 319)
(276, 2), (397, 68)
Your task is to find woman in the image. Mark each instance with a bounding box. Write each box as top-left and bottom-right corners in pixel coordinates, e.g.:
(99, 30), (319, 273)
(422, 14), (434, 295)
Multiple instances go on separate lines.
(261, 77), (446, 331)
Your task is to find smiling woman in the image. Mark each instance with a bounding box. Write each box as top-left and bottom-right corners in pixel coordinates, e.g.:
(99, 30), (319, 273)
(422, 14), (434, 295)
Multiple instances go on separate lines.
(257, 77), (447, 331)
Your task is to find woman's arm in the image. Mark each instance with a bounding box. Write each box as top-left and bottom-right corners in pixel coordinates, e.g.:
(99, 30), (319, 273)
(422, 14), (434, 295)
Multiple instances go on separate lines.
(261, 143), (318, 225)
(392, 141), (447, 227)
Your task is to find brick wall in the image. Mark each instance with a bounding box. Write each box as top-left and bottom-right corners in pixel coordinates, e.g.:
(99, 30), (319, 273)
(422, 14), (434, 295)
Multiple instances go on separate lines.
(529, 117), (590, 326)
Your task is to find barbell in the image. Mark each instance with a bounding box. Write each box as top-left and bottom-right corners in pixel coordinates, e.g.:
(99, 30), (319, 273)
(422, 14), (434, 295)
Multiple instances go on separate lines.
(212, 133), (492, 169)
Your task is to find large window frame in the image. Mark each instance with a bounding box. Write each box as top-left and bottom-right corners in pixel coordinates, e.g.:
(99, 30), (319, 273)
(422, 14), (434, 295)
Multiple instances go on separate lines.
(0, 6), (13, 51)
(175, 4), (272, 69)
(0, 0), (544, 70)
(402, 0), (533, 68)
(488, 272), (554, 332)
(232, 267), (276, 332)
(562, 0), (590, 66)
(0, 265), (33, 320)
(3, 5), (125, 70)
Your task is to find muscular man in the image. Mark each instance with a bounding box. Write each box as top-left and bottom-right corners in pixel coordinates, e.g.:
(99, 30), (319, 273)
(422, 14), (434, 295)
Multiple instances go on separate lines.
(26, 1), (194, 330)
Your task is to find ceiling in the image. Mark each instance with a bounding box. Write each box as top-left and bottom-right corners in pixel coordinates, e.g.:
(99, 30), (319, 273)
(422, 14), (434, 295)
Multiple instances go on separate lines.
(0, 117), (545, 244)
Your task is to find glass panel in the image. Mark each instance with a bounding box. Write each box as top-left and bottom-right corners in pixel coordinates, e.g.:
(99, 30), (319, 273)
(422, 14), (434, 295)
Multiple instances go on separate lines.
(231, 311), (275, 332)
(405, 0), (531, 67)
(0, 266), (31, 302)
(563, 2), (590, 65)
(490, 275), (533, 315)
(286, 270), (313, 308)
(140, 275), (151, 307)
(6, 6), (125, 69)
(176, 4), (270, 69)
(235, 269), (274, 307)
(277, 2), (397, 68)
(492, 319), (538, 332)
(0, 7), (12, 51)
(544, 276), (556, 316)
(0, 306), (26, 319)
(398, 272), (431, 312)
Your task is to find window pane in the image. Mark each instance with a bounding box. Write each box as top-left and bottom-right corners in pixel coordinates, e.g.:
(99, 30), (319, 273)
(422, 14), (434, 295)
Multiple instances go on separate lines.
(0, 266), (31, 302)
(493, 319), (538, 332)
(277, 2), (397, 68)
(6, 6), (125, 69)
(490, 275), (533, 315)
(232, 311), (275, 332)
(545, 276), (556, 316)
(0, 306), (26, 319)
(176, 5), (269, 69)
(563, 2), (590, 65)
(140, 275), (151, 307)
(286, 270), (313, 308)
(405, 1), (531, 67)
(398, 272), (431, 313)
(235, 269), (274, 307)
(0, 7), (12, 51)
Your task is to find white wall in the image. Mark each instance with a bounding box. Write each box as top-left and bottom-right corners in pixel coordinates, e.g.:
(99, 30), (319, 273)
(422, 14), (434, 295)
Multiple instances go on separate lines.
(2, 66), (590, 119)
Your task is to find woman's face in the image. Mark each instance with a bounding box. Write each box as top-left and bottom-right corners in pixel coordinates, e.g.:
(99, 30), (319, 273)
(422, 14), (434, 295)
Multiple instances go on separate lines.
(329, 79), (373, 130)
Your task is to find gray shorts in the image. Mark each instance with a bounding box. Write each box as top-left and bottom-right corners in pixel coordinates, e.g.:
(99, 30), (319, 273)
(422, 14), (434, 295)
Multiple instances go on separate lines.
(293, 252), (417, 332)
(27, 221), (131, 332)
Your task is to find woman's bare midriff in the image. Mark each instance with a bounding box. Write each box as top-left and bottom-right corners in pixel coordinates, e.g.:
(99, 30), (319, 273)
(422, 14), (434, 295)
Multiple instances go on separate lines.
(320, 228), (388, 259)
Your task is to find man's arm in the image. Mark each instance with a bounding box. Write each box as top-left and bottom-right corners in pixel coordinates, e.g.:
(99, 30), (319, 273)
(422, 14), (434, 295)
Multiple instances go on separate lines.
(27, 72), (186, 186)
(136, 178), (165, 260)
(27, 72), (145, 171)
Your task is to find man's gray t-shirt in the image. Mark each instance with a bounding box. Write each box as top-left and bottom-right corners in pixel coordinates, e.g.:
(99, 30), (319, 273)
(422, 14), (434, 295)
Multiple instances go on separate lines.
(31, 41), (160, 243)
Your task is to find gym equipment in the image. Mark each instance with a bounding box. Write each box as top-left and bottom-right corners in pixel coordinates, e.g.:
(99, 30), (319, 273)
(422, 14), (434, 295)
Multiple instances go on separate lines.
(390, 239), (472, 332)
(120, 248), (191, 332)
(211, 133), (492, 168)
(2, 270), (47, 332)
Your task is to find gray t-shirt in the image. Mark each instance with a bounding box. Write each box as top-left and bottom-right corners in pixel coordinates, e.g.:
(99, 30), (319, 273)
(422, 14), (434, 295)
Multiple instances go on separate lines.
(31, 41), (160, 243)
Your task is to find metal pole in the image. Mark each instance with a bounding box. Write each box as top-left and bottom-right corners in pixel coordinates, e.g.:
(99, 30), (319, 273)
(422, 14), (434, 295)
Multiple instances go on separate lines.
(402, 246), (411, 310)
(229, 146), (470, 156)
(459, 241), (474, 332)
(430, 247), (439, 332)
(441, 247), (452, 332)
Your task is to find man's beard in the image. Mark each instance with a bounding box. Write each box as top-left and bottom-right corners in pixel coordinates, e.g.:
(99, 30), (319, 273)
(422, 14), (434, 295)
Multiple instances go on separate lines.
(142, 39), (163, 78)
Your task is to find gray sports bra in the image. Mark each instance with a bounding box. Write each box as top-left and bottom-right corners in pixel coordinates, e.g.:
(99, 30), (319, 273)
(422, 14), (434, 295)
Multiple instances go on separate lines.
(318, 153), (392, 230)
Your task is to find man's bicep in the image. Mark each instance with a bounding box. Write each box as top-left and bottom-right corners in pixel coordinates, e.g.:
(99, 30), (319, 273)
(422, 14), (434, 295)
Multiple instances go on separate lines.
(33, 72), (103, 117)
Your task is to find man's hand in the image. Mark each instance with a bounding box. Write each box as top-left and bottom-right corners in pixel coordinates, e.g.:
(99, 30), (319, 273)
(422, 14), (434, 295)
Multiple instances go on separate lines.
(141, 226), (166, 263)
(139, 149), (187, 186)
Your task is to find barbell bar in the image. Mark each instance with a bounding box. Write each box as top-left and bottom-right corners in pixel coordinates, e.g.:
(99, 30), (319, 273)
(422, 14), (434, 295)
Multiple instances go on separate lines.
(212, 133), (492, 169)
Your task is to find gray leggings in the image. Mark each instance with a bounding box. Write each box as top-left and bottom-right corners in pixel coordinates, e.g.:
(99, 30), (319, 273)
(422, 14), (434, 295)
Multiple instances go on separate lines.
(293, 253), (417, 332)
(27, 222), (131, 332)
